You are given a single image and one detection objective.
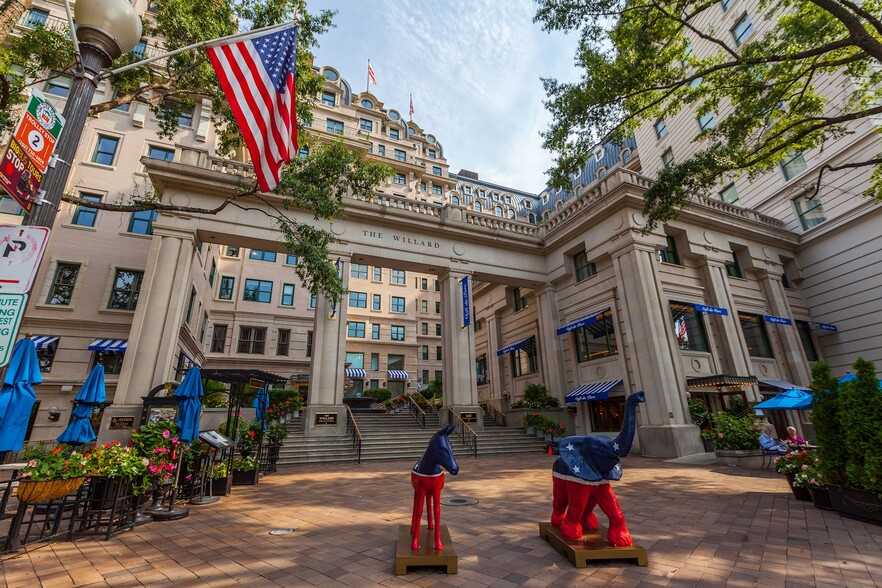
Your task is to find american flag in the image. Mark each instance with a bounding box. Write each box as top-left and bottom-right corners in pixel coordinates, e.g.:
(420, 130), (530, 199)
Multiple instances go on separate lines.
(206, 25), (299, 192)
(677, 318), (688, 342)
(409, 94), (414, 116)
(368, 61), (377, 85)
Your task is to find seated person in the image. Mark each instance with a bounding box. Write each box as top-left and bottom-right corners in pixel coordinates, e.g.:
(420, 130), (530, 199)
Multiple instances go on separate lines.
(759, 424), (788, 454)
(785, 426), (806, 447)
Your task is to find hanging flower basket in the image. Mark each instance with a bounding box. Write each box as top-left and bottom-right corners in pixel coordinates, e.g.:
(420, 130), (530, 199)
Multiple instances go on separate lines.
(17, 477), (86, 503)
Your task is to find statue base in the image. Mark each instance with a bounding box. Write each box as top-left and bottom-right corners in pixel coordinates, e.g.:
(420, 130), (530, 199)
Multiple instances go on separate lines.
(395, 524), (458, 575)
(538, 522), (647, 567)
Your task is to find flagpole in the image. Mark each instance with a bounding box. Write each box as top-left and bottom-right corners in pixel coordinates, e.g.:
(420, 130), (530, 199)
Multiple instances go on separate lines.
(99, 19), (299, 80)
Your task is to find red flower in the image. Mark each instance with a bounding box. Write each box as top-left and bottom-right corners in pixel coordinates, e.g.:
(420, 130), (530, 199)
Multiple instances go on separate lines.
(249, 431), (255, 438)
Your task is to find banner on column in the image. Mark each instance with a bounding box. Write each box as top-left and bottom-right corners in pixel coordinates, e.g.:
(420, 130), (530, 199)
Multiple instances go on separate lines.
(461, 276), (471, 328)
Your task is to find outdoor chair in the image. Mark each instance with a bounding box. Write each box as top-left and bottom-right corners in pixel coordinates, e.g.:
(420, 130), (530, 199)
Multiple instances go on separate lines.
(761, 449), (782, 470)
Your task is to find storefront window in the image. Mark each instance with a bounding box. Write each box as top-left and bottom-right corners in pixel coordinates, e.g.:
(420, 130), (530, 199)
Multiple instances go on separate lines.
(589, 397), (625, 432)
(739, 312), (774, 358)
(574, 309), (617, 361)
(670, 302), (710, 352)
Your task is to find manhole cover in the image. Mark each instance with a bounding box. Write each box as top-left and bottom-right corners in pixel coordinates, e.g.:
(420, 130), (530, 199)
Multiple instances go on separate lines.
(440, 497), (478, 506)
(269, 528), (296, 535)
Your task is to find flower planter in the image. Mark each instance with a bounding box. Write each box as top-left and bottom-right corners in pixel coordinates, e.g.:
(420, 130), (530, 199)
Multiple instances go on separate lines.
(211, 475), (232, 496)
(17, 477), (86, 503)
(232, 469), (259, 486)
(525, 427), (535, 435)
(715, 449), (764, 469)
(784, 474), (812, 502)
(536, 430), (545, 439)
(544, 434), (553, 442)
(702, 438), (714, 453)
(828, 486), (882, 525)
(809, 487), (833, 510)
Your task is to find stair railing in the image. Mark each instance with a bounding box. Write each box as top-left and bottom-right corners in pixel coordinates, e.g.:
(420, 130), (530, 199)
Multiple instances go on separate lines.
(407, 397), (427, 429)
(484, 403), (506, 427)
(445, 407), (478, 458)
(345, 404), (363, 464)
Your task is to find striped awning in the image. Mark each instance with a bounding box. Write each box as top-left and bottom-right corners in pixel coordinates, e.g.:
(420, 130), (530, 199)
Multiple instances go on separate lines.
(345, 368), (365, 378)
(758, 379), (810, 393)
(30, 335), (59, 349)
(88, 339), (128, 352)
(388, 370), (409, 380)
(497, 336), (534, 356)
(564, 379), (623, 403)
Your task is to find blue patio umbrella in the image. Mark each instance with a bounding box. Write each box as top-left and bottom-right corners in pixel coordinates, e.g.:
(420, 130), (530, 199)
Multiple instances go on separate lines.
(174, 366), (204, 443)
(838, 373), (882, 388)
(253, 384), (269, 432)
(57, 364), (106, 445)
(754, 388), (813, 411)
(0, 339), (41, 452)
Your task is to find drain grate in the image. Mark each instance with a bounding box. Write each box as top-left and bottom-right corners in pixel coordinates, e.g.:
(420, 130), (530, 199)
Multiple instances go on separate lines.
(269, 528), (296, 535)
(440, 497), (479, 506)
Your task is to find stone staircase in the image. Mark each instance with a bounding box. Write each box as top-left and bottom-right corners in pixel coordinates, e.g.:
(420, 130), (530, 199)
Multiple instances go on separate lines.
(275, 409), (549, 468)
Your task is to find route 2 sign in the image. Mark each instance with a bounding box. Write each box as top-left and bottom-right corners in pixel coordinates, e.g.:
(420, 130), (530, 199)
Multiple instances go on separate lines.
(13, 89), (65, 174)
(0, 226), (50, 294)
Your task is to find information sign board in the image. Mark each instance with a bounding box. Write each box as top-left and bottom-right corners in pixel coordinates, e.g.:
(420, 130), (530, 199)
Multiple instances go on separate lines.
(0, 225), (50, 293)
(0, 293), (27, 367)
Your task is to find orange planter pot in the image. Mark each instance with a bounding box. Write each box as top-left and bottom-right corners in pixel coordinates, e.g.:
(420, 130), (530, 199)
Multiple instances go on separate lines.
(17, 477), (85, 503)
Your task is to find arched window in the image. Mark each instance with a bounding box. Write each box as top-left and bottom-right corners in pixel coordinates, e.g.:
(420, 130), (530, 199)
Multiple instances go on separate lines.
(451, 196), (460, 205)
(475, 201), (483, 212)
(555, 201), (563, 211)
(495, 206), (503, 217)
(622, 149), (632, 163)
(543, 211), (550, 221)
(507, 209), (515, 219)
(597, 167), (607, 179)
(528, 213), (536, 224)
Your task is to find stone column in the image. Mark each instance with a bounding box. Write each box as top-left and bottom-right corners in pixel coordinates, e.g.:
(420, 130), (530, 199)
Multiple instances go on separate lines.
(305, 253), (351, 436)
(485, 314), (503, 406)
(611, 243), (703, 458)
(757, 269), (812, 385)
(440, 269), (482, 429)
(100, 226), (196, 442)
(535, 285), (567, 401)
(699, 259), (753, 377)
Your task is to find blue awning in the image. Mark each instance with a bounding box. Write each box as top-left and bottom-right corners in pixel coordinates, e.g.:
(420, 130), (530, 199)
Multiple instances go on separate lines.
(88, 339), (127, 352)
(346, 368), (365, 378)
(565, 379), (623, 403)
(497, 336), (534, 356)
(388, 370), (408, 380)
(754, 389), (813, 410)
(556, 310), (608, 336)
(30, 335), (59, 349)
(758, 379), (810, 392)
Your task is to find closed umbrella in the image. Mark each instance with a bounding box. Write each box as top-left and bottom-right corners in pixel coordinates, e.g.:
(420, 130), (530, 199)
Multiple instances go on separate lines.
(0, 339), (41, 452)
(754, 388), (813, 410)
(253, 384), (269, 432)
(174, 366), (204, 443)
(57, 364), (106, 445)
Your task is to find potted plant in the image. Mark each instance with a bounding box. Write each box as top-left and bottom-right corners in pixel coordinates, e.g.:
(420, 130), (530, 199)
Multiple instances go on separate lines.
(264, 422), (288, 473)
(83, 441), (150, 508)
(210, 462), (232, 496)
(231, 456), (258, 485)
(524, 412), (540, 435)
(550, 422), (566, 454)
(130, 421), (182, 512)
(510, 383), (560, 409)
(710, 413), (763, 468)
(774, 450), (814, 501)
(18, 445), (88, 503)
(804, 461), (832, 510)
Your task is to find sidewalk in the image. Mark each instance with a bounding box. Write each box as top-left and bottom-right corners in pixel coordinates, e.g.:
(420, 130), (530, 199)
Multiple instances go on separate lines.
(1, 453), (880, 587)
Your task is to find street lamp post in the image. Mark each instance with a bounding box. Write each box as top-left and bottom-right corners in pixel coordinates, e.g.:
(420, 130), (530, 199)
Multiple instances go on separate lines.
(24, 0), (142, 229)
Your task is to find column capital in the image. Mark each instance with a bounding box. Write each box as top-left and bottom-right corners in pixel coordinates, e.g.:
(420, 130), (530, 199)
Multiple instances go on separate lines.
(438, 267), (473, 282)
(152, 225), (198, 242)
(534, 282), (556, 298)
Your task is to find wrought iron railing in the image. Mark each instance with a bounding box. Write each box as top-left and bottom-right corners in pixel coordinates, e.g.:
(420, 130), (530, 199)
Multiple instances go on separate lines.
(484, 403), (506, 427)
(445, 408), (478, 458)
(345, 405), (363, 464)
(408, 397), (427, 429)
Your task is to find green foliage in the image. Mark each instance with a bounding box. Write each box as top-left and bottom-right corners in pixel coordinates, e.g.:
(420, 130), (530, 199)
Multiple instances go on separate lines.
(84, 442), (150, 494)
(363, 388), (391, 403)
(212, 461), (229, 480)
(534, 1), (882, 231)
(511, 383), (560, 409)
(232, 456), (257, 471)
(266, 422), (289, 444)
(426, 376), (443, 398)
(840, 358), (882, 494)
(21, 445), (87, 481)
(810, 361), (847, 486)
(131, 421), (182, 482)
(708, 413), (761, 451)
(267, 388), (303, 417)
(688, 399), (710, 427)
(203, 380), (229, 408)
(726, 395), (747, 416)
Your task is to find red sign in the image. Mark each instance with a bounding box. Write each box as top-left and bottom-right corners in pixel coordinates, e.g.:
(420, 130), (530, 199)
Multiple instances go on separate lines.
(14, 112), (55, 173)
(0, 139), (42, 215)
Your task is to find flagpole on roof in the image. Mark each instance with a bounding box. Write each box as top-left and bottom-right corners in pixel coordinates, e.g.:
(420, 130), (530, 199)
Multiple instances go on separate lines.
(99, 19), (299, 80)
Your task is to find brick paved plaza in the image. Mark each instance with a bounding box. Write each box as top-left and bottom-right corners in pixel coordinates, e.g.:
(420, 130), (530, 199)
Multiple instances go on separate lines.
(1, 454), (881, 587)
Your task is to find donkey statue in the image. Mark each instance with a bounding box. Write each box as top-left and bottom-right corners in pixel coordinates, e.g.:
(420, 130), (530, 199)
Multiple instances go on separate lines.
(410, 424), (459, 550)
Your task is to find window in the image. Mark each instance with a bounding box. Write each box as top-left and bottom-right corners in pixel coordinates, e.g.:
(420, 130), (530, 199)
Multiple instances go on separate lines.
(211, 324), (227, 353)
(349, 292), (367, 308)
(432, 185), (442, 195)
(475, 355), (487, 384)
(781, 271), (791, 289)
(132, 39), (147, 58)
(420, 181), (427, 191)
(23, 8), (49, 28)
(422, 299), (429, 313)
(435, 323), (442, 336)
(796, 321), (819, 362)
(689, 77), (703, 90)
(393, 173), (406, 185)
(390, 129), (399, 140)
(421, 345), (429, 360)
(432, 166), (442, 176)
(371, 324), (380, 339)
(475, 319), (483, 332)
(218, 276), (235, 300)
(720, 0), (732, 10)
(277, 329), (291, 356)
(128, 210), (157, 235)
(72, 194), (101, 227)
(731, 14), (754, 46)
(436, 346), (442, 360)
(372, 266), (382, 282)
(326, 119), (343, 135)
(225, 246), (240, 257)
(391, 296), (405, 313)
(513, 288), (528, 312)
(345, 352), (364, 370)
(372, 294), (381, 311)
(573, 309), (618, 361)
(574, 252), (597, 282)
(654, 119), (667, 139)
(391, 325), (405, 341)
(160, 100), (193, 127)
(435, 301), (441, 314)
(186, 289), (196, 324)
(306, 331), (313, 357)
(351, 264), (368, 279)
(780, 152), (807, 181)
(589, 397), (626, 433)
(108, 270), (143, 310)
(422, 323), (428, 335)
(370, 354), (380, 371)
(495, 206), (503, 217)
(249, 250), (277, 262)
(199, 311), (208, 343)
(360, 119), (373, 132)
(243, 279), (273, 303)
(281, 284), (295, 306)
(511, 339), (538, 378)
(46, 263), (80, 305)
(391, 269), (406, 285)
(208, 260), (216, 288)
(321, 92), (336, 107)
(422, 370), (429, 385)
(388, 355), (405, 371)
(348, 322), (366, 338)
(698, 112), (716, 131)
(720, 183), (739, 204)
(285, 254), (298, 265)
(147, 145), (174, 162)
(298, 146), (310, 158)
(94, 350), (126, 375)
(428, 149), (436, 159)
(794, 195), (826, 230)
(394, 149), (406, 161)
(237, 327), (266, 354)
(661, 148), (675, 168)
(739, 312), (774, 358)
(658, 236), (680, 265)
(670, 302), (710, 352)
(45, 74), (72, 97)
(596, 168), (607, 180)
(378, 145), (385, 155)
(309, 292), (317, 309)
(420, 278), (428, 290)
(725, 252), (743, 278)
(475, 201), (483, 212)
(92, 135), (120, 165)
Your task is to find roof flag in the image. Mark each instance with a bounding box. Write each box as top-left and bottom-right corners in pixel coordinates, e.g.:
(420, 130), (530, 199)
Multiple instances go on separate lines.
(368, 59), (377, 88)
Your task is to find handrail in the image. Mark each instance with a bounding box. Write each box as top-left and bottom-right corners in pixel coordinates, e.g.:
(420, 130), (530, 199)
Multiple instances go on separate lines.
(445, 407), (478, 458)
(344, 405), (363, 464)
(408, 396), (427, 429)
(484, 403), (506, 427)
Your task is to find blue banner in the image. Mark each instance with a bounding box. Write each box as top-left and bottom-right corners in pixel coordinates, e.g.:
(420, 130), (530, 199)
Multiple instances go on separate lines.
(556, 309), (608, 335)
(813, 322), (837, 332)
(695, 303), (728, 316)
(497, 336), (533, 356)
(461, 276), (471, 328)
(763, 314), (792, 325)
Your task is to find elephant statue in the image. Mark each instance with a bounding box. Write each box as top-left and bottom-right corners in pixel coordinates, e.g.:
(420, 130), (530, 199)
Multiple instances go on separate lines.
(550, 391), (645, 546)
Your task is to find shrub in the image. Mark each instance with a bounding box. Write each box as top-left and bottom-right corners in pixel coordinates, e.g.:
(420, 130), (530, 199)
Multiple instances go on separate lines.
(266, 422), (289, 444)
(688, 399), (710, 427)
(810, 361), (846, 486)
(363, 388), (392, 403)
(511, 383), (560, 409)
(840, 357), (882, 494)
(232, 456), (257, 472)
(203, 380), (228, 408)
(524, 412), (543, 429)
(709, 413), (761, 450)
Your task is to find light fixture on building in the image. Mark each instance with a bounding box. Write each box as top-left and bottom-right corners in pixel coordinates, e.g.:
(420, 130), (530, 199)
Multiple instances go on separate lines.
(48, 406), (61, 422)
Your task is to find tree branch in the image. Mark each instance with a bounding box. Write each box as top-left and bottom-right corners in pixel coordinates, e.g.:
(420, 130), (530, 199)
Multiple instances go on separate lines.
(60, 186), (257, 215)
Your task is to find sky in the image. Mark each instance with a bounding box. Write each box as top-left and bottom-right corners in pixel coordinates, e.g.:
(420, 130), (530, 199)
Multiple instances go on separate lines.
(309, 0), (580, 194)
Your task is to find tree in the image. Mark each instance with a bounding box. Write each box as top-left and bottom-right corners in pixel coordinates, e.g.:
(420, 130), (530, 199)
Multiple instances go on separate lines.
(809, 360), (846, 486)
(839, 357), (882, 493)
(3, 0), (393, 301)
(534, 1), (882, 230)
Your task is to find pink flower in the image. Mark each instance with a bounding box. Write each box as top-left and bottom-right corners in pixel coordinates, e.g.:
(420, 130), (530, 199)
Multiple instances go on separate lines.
(148, 465), (159, 474)
(718, 433), (724, 438)
(162, 430), (171, 439)
(172, 437), (179, 444)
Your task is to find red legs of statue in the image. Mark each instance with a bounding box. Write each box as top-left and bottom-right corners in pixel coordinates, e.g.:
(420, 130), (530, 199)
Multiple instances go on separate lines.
(593, 484), (631, 547)
(410, 472), (445, 550)
(551, 476), (567, 528)
(550, 481), (629, 546)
